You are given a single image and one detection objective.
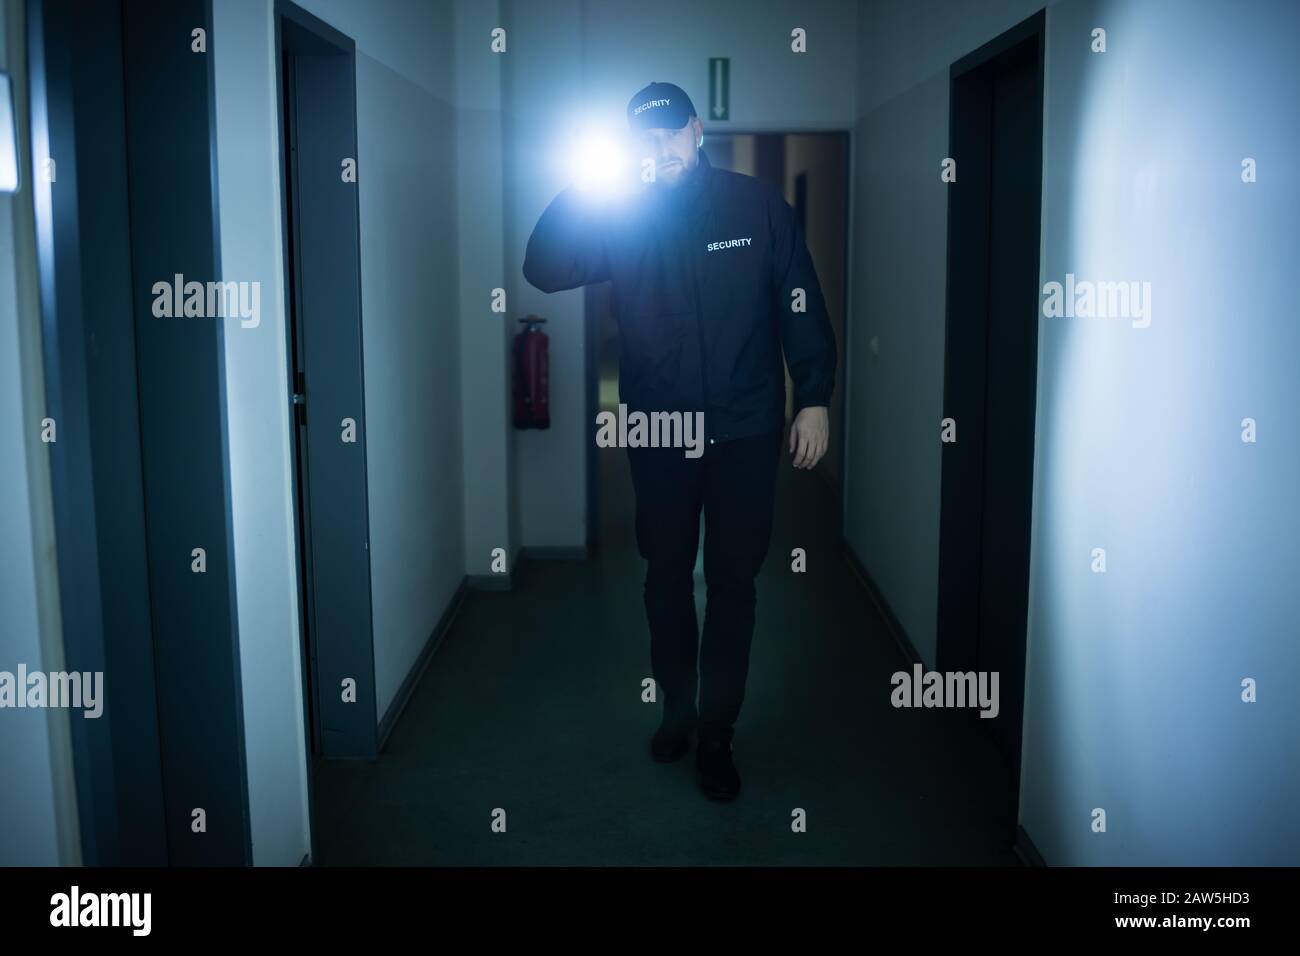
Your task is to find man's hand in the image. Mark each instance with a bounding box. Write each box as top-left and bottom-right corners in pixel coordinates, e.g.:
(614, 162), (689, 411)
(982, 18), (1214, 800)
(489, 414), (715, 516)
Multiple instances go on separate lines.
(789, 406), (829, 470)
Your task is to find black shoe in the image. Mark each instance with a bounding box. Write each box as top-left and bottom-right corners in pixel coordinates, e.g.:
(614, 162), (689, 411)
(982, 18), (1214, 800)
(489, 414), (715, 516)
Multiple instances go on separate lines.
(651, 717), (695, 762)
(696, 738), (741, 800)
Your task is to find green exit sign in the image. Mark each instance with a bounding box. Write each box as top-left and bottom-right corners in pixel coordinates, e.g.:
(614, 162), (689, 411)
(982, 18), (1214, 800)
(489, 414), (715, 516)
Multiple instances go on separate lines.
(708, 58), (729, 120)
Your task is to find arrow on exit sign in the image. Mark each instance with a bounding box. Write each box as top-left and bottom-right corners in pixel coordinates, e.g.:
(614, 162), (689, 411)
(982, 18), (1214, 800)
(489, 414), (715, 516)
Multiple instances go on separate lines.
(709, 58), (729, 120)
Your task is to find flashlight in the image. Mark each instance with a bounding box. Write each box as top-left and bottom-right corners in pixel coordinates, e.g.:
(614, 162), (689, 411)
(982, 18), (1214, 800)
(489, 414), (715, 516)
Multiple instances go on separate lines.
(572, 134), (634, 197)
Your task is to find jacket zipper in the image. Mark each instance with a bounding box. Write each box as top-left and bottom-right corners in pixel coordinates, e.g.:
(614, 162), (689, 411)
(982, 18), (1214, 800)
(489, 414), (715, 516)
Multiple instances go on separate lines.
(688, 179), (715, 446)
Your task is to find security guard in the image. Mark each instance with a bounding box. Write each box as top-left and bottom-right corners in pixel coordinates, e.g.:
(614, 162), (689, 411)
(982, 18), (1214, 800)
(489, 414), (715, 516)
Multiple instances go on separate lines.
(523, 81), (836, 801)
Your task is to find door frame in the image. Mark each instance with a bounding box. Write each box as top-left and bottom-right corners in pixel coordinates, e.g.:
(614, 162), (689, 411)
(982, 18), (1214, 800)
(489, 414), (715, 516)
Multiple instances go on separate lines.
(27, 0), (253, 865)
(935, 9), (1046, 781)
(274, 0), (378, 765)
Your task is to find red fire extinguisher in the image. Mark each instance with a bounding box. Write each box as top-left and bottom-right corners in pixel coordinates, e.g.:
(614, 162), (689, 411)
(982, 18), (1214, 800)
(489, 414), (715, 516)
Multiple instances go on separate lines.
(513, 316), (550, 429)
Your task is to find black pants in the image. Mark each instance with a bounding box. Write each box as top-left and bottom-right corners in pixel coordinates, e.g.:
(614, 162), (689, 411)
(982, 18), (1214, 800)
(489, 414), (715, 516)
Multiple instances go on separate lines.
(626, 428), (783, 748)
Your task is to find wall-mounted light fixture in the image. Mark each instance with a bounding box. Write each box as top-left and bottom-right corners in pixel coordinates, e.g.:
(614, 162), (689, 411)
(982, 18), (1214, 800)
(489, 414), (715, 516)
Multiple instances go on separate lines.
(0, 73), (18, 193)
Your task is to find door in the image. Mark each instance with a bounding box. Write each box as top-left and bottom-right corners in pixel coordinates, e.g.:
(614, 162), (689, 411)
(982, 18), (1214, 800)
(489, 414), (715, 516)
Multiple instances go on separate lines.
(936, 11), (1045, 787)
(29, 0), (252, 864)
(276, 1), (378, 761)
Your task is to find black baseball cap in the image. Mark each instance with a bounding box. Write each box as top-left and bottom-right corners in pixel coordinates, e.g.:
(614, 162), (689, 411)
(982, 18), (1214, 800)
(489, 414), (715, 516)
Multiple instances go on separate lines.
(626, 82), (696, 132)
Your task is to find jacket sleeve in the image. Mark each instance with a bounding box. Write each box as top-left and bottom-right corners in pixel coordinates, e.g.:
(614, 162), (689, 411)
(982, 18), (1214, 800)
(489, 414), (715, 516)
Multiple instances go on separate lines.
(522, 186), (614, 293)
(769, 190), (837, 413)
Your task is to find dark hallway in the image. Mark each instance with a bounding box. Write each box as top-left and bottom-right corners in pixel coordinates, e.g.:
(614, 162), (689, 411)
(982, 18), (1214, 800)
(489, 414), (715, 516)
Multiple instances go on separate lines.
(6, 0), (1299, 938)
(313, 446), (1019, 866)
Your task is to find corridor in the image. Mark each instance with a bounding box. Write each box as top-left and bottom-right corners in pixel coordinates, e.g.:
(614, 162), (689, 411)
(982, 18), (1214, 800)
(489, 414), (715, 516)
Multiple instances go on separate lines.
(313, 445), (1019, 866)
(4, 0), (1297, 882)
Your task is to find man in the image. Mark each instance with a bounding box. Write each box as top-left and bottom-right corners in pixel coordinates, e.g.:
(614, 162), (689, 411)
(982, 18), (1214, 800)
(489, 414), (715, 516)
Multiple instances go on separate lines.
(522, 81), (836, 801)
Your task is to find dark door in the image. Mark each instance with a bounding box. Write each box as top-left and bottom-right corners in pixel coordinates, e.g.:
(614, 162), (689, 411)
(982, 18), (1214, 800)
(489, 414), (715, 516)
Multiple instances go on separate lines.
(276, 2), (378, 760)
(27, 0), (168, 866)
(281, 48), (321, 757)
(937, 11), (1045, 788)
(29, 0), (253, 864)
(976, 38), (1041, 771)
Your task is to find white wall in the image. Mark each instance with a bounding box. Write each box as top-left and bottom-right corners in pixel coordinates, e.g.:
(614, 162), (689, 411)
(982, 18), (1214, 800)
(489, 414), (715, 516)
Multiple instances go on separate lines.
(456, 0), (517, 578)
(212, 0), (462, 864)
(844, 69), (949, 662)
(847, 0), (1052, 664)
(1022, 0), (1300, 865)
(212, 0), (311, 868)
(579, 0), (858, 131)
(851, 0), (1300, 864)
(346, 14), (463, 718)
(505, 0), (859, 549)
(0, 0), (79, 865)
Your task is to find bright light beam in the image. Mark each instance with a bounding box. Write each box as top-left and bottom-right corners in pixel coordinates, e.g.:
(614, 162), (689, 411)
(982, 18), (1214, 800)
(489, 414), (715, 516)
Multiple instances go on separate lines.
(571, 135), (631, 197)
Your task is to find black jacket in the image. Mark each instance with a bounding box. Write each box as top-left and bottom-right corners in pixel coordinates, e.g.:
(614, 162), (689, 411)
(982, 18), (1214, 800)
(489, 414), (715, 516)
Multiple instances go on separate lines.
(522, 149), (836, 444)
